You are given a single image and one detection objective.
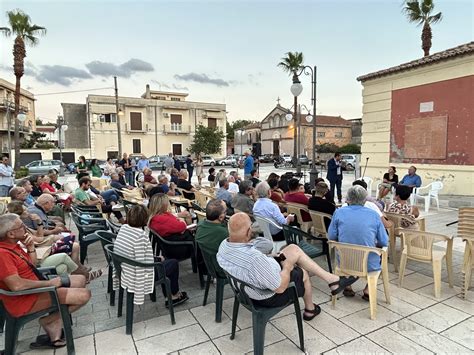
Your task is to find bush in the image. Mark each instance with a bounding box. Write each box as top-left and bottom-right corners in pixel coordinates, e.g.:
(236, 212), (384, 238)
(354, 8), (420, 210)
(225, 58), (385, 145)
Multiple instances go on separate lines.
(15, 167), (29, 179)
(316, 143), (339, 153)
(339, 144), (361, 154)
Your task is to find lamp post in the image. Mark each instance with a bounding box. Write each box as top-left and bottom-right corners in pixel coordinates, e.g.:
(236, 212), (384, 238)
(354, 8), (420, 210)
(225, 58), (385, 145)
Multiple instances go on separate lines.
(114, 76), (124, 158)
(290, 73), (303, 175)
(291, 65), (318, 188)
(235, 129), (245, 175)
(56, 115), (68, 176)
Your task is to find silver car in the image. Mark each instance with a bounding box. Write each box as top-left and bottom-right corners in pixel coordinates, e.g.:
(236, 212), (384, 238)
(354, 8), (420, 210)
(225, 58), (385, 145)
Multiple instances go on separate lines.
(341, 154), (357, 169)
(26, 159), (66, 174)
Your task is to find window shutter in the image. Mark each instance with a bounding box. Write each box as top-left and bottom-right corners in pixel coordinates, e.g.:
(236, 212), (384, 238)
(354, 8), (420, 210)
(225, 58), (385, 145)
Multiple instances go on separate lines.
(208, 118), (217, 128)
(170, 114), (182, 124)
(130, 112), (142, 130)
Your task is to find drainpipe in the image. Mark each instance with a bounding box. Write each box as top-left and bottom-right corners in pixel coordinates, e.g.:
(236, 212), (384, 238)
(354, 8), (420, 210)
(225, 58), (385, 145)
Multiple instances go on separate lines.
(154, 105), (158, 156)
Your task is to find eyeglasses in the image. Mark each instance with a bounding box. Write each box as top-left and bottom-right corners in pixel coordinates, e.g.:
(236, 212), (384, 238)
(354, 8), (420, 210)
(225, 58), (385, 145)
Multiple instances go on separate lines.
(10, 224), (27, 233)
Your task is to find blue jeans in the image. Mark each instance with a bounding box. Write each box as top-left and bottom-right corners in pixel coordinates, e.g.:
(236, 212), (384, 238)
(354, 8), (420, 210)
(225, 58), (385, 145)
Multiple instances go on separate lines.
(125, 171), (134, 187)
(0, 185), (11, 197)
(100, 189), (119, 204)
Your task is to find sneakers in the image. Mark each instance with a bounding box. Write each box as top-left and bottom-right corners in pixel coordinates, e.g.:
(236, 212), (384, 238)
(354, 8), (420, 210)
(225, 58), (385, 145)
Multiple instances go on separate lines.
(112, 204), (124, 211)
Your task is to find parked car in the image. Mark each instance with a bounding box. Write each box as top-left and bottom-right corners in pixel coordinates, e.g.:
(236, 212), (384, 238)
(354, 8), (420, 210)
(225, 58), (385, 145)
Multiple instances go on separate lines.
(258, 154), (274, 163)
(201, 155), (216, 166)
(67, 159), (107, 174)
(148, 155), (167, 170)
(217, 155), (238, 166)
(341, 154), (357, 170)
(26, 160), (66, 175)
(281, 154), (292, 163)
(298, 154), (309, 165)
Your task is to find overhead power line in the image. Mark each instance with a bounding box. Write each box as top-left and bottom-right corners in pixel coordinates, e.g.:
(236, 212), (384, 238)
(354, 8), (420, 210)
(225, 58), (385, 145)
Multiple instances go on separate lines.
(35, 87), (114, 96)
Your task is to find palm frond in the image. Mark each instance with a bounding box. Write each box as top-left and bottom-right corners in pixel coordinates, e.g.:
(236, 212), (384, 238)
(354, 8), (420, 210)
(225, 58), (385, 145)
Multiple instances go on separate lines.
(420, 0), (434, 15)
(403, 1), (424, 25)
(428, 11), (442, 24)
(5, 9), (45, 43)
(0, 26), (11, 36)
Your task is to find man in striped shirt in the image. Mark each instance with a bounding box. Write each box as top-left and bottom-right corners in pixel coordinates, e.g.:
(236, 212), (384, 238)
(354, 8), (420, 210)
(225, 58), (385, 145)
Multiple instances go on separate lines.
(217, 213), (357, 321)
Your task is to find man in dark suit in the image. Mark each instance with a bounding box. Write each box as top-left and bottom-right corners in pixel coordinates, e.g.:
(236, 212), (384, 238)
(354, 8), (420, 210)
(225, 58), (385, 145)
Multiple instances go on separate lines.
(326, 152), (343, 204)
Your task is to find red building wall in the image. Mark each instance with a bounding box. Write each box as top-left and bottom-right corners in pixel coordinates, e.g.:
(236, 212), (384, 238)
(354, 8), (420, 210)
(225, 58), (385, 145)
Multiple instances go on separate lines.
(390, 75), (474, 165)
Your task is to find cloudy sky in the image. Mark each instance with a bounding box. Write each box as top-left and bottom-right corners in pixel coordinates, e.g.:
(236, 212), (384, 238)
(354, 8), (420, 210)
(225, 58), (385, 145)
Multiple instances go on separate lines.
(0, 0), (472, 124)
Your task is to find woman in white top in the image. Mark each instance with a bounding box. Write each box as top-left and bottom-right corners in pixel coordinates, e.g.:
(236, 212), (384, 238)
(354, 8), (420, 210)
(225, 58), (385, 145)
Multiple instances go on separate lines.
(104, 158), (116, 176)
(113, 204), (188, 306)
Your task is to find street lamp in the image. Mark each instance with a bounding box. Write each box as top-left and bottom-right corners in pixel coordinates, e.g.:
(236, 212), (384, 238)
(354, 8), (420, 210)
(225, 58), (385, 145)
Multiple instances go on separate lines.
(290, 73), (303, 175)
(56, 115), (68, 176)
(292, 65), (318, 188)
(235, 129), (245, 175)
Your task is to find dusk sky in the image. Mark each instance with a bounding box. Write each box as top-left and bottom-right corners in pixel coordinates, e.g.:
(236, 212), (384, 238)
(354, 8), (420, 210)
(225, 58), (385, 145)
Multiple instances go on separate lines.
(1, 0), (472, 124)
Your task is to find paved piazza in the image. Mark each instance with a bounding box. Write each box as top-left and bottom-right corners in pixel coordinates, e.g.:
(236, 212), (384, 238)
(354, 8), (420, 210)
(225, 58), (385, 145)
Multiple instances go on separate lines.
(2, 165), (472, 354)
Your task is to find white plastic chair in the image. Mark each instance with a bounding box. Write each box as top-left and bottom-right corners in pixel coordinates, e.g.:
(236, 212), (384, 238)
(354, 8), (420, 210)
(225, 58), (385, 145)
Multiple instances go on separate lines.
(412, 181), (443, 213)
(254, 215), (287, 253)
(356, 177), (373, 196)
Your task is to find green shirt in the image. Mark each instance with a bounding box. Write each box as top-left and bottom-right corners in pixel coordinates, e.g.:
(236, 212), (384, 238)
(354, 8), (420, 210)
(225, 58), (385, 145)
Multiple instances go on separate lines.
(91, 165), (102, 178)
(74, 188), (90, 203)
(195, 220), (229, 256)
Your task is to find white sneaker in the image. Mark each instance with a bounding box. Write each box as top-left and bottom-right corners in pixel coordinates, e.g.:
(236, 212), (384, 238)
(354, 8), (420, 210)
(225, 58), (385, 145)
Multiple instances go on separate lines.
(112, 204), (124, 211)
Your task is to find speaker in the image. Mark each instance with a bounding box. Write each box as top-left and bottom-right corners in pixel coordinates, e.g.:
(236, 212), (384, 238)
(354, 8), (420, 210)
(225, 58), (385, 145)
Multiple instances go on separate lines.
(252, 142), (261, 157)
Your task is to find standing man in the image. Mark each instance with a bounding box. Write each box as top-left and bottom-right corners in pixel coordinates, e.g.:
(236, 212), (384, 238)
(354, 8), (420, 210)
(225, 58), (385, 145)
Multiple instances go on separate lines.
(326, 152), (343, 204)
(137, 155), (150, 172)
(164, 153), (174, 174)
(173, 155), (182, 171)
(0, 156), (14, 197)
(119, 153), (133, 187)
(185, 154), (194, 183)
(399, 166), (422, 192)
(243, 151), (254, 181)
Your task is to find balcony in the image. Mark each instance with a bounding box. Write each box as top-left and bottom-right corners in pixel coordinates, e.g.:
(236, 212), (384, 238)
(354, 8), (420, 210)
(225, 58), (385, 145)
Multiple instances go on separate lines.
(0, 100), (29, 113)
(125, 123), (148, 133)
(0, 121), (31, 133)
(163, 124), (190, 135)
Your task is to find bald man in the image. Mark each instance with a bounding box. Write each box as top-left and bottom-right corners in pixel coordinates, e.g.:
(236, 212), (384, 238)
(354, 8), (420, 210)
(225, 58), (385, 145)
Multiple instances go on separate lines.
(217, 213), (358, 321)
(24, 194), (67, 235)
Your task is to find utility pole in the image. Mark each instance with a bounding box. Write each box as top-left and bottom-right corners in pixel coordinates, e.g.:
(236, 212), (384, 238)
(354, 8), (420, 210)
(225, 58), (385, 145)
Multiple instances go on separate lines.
(114, 76), (122, 158)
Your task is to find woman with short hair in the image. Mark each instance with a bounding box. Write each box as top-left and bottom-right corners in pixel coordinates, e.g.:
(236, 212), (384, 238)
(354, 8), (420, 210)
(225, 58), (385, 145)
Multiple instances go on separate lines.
(114, 204), (188, 306)
(387, 185), (420, 229)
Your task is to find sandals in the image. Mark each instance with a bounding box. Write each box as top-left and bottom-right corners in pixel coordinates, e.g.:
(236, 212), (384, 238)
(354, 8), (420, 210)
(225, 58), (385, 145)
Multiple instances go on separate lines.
(303, 303), (321, 321)
(86, 269), (104, 283)
(329, 276), (359, 296)
(362, 293), (370, 302)
(165, 291), (189, 308)
(30, 338), (66, 350)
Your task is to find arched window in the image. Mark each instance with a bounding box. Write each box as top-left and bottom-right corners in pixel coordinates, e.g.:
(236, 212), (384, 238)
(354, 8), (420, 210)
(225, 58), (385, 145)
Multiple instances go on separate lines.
(269, 116), (273, 128)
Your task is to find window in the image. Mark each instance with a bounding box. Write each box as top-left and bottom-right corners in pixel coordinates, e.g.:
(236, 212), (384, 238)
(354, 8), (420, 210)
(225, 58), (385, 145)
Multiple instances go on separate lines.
(130, 112), (142, 130)
(156, 96), (166, 100)
(107, 151), (118, 159)
(335, 132), (343, 138)
(208, 118), (217, 128)
(317, 132), (326, 137)
(269, 117), (273, 128)
(171, 97), (181, 101)
(170, 114), (182, 131)
(132, 139), (141, 153)
(100, 113), (117, 123)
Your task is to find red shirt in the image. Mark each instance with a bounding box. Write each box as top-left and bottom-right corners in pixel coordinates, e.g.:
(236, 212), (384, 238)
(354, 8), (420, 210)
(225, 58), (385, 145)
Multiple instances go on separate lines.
(149, 212), (187, 237)
(285, 192), (311, 222)
(40, 182), (56, 193)
(0, 242), (39, 317)
(270, 190), (285, 203)
(144, 175), (155, 183)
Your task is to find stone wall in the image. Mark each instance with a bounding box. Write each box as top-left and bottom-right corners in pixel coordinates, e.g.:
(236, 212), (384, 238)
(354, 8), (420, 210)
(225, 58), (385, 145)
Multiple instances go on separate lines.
(61, 103), (89, 149)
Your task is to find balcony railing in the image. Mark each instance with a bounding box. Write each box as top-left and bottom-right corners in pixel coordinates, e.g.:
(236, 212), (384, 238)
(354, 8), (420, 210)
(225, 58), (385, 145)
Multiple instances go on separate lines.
(0, 121), (31, 133)
(163, 124), (190, 134)
(124, 123), (148, 133)
(0, 100), (29, 113)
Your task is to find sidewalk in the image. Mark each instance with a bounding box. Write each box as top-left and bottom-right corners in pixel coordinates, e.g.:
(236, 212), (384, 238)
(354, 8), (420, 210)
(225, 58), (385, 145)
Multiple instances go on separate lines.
(3, 169), (472, 354)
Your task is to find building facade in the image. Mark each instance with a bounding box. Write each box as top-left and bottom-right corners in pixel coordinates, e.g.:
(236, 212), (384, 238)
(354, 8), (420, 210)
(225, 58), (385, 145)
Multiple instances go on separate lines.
(233, 122), (261, 155)
(357, 41), (474, 196)
(62, 85), (226, 159)
(0, 78), (35, 156)
(260, 105), (352, 156)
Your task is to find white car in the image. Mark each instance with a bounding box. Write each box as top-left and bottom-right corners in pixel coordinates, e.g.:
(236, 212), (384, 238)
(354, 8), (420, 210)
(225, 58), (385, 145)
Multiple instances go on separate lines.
(202, 155), (216, 166)
(281, 154), (292, 163)
(341, 154), (357, 169)
(217, 155), (238, 166)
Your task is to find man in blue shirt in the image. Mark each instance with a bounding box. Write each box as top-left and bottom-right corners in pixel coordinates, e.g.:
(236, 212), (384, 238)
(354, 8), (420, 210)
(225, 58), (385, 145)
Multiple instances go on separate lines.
(399, 166), (422, 191)
(243, 151), (254, 180)
(137, 155), (150, 171)
(328, 185), (388, 300)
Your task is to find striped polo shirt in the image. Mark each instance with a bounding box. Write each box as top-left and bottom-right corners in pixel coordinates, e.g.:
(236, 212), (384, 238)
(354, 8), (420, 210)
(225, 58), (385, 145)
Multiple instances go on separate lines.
(217, 239), (281, 300)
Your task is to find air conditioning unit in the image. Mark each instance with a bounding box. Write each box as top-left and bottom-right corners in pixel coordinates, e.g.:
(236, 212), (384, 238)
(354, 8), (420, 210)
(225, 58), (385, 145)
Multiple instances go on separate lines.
(163, 113), (169, 118)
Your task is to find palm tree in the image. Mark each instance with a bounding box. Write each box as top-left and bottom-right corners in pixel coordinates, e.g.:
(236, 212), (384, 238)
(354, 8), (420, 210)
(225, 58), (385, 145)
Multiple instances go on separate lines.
(278, 52), (304, 169)
(403, 0), (442, 57)
(1, 9), (46, 169)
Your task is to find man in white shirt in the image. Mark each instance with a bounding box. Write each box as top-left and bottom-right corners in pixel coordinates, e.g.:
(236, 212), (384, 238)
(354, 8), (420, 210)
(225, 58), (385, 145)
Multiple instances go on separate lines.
(0, 156), (14, 197)
(227, 175), (239, 194)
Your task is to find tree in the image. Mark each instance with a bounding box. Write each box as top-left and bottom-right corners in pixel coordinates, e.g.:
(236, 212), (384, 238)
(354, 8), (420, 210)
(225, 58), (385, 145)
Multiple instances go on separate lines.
(403, 0), (442, 57)
(189, 125), (226, 156)
(226, 119), (255, 140)
(19, 131), (50, 149)
(1, 9), (46, 169)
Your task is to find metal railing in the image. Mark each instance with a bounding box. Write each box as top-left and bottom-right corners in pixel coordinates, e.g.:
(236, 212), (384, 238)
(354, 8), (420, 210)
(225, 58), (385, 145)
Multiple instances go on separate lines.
(163, 124), (191, 134)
